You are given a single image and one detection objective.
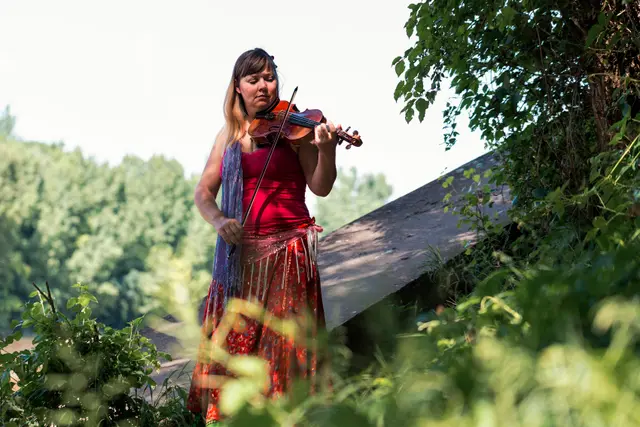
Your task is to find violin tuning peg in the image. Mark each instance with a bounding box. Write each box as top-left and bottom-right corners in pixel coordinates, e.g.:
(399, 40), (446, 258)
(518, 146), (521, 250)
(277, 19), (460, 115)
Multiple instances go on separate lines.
(345, 126), (351, 133)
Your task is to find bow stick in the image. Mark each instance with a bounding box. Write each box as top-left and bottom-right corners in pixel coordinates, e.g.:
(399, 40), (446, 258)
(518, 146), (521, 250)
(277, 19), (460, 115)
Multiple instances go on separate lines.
(227, 86), (299, 259)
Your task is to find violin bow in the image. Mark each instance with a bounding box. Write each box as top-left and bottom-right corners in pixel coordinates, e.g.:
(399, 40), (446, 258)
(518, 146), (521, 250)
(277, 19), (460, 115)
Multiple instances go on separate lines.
(227, 86), (299, 259)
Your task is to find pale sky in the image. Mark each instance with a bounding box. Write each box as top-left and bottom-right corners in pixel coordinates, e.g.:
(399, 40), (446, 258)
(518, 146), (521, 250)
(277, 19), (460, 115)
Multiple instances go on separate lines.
(0, 0), (488, 210)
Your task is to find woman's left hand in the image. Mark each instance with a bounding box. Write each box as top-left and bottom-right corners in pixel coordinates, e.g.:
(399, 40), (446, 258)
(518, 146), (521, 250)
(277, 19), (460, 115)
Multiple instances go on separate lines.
(313, 120), (341, 151)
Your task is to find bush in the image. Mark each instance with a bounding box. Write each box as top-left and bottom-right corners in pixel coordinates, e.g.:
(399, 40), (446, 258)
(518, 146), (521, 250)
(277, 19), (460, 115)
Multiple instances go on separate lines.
(0, 282), (199, 427)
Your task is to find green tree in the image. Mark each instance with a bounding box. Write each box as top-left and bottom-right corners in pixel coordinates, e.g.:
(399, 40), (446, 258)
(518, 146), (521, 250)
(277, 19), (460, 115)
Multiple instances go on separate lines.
(393, 0), (639, 214)
(0, 134), (217, 330)
(312, 167), (393, 235)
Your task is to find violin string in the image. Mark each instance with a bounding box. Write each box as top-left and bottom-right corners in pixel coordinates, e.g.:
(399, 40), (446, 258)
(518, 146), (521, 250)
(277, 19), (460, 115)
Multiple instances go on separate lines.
(274, 111), (320, 128)
(274, 111), (349, 138)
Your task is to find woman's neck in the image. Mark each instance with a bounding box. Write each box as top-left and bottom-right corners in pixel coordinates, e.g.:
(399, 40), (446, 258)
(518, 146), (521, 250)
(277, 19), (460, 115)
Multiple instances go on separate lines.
(244, 107), (257, 122)
(242, 118), (252, 135)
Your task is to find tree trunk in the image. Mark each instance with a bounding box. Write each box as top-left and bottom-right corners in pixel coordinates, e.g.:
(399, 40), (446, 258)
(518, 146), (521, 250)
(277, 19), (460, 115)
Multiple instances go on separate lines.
(588, 74), (614, 152)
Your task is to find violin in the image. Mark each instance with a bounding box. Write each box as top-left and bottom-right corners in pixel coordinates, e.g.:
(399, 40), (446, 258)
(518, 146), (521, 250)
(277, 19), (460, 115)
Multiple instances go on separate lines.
(248, 97), (363, 149)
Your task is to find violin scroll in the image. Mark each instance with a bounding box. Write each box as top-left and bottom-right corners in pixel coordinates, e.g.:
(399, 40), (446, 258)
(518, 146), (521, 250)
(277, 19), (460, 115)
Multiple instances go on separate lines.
(336, 126), (362, 149)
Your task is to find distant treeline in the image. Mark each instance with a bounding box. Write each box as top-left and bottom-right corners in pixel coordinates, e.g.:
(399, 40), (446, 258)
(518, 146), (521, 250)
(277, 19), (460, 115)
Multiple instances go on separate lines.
(1, 134), (218, 330)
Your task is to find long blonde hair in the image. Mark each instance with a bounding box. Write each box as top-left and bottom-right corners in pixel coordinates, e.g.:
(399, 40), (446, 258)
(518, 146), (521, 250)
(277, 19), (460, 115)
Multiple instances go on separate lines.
(222, 48), (279, 146)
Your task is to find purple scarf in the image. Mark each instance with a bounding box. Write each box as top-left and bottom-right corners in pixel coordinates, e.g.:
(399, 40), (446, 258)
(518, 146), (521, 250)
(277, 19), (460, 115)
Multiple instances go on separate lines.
(211, 141), (243, 307)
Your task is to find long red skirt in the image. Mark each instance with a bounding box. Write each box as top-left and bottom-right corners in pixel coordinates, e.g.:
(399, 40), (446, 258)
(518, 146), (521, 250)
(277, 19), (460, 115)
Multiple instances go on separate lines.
(186, 227), (328, 423)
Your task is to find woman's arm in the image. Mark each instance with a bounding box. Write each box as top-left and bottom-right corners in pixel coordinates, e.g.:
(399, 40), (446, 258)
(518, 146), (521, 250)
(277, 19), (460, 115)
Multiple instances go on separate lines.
(298, 121), (339, 197)
(194, 129), (243, 244)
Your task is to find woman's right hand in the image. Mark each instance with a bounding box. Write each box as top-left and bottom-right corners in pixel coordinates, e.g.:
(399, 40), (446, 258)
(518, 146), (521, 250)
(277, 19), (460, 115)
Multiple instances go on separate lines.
(213, 216), (244, 245)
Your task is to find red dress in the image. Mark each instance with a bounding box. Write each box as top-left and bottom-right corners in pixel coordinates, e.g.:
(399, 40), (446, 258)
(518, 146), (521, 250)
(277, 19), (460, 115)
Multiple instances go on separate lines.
(187, 143), (328, 423)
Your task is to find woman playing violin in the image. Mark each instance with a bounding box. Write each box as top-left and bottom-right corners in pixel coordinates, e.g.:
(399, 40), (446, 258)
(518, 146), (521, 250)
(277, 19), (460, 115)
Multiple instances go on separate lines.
(187, 47), (348, 423)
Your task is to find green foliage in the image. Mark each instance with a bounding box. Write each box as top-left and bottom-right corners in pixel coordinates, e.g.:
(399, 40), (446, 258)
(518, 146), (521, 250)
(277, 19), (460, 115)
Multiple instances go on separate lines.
(393, 0), (640, 281)
(0, 134), (217, 330)
(312, 166), (393, 235)
(193, 166), (640, 426)
(0, 282), (198, 426)
(367, 1), (640, 424)
(166, 232), (640, 427)
(2, 227), (640, 426)
(394, 0), (639, 212)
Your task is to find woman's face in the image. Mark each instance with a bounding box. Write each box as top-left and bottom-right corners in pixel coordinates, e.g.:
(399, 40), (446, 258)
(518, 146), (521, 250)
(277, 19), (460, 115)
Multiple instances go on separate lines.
(236, 66), (278, 117)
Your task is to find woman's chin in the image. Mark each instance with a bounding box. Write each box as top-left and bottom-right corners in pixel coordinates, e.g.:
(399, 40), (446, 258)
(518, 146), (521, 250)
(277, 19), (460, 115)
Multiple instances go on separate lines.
(253, 97), (274, 111)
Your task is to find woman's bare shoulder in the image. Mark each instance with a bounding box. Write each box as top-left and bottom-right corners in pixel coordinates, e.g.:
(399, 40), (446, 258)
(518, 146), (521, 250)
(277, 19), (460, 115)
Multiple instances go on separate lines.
(213, 126), (229, 156)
